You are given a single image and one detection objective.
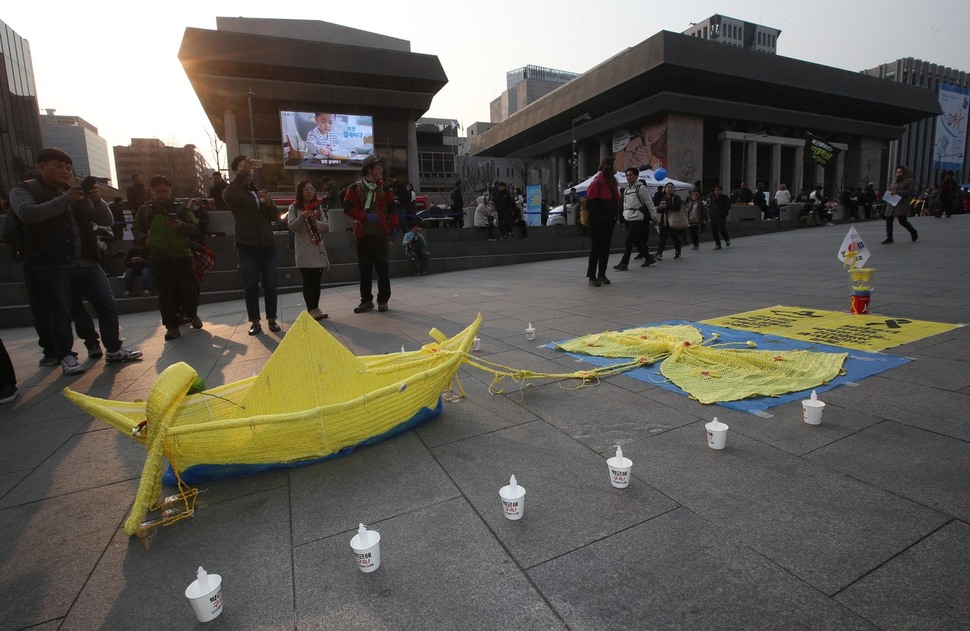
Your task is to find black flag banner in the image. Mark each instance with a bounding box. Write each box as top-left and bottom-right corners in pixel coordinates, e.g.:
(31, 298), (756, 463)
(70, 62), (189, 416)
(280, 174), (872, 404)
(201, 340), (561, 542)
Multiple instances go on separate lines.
(807, 134), (840, 166)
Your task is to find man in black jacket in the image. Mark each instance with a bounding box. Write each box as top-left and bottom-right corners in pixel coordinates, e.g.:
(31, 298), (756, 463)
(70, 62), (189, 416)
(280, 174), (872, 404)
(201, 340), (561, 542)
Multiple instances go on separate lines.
(708, 184), (732, 250)
(10, 148), (143, 375)
(450, 180), (464, 228)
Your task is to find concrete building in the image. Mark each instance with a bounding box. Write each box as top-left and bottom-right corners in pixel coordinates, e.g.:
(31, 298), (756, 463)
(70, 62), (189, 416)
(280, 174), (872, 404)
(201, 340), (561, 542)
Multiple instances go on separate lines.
(0, 19), (42, 195)
(490, 65), (578, 124)
(470, 30), (940, 203)
(862, 58), (970, 188)
(683, 15), (781, 55)
(178, 17), (446, 196)
(40, 110), (111, 184)
(113, 138), (208, 199)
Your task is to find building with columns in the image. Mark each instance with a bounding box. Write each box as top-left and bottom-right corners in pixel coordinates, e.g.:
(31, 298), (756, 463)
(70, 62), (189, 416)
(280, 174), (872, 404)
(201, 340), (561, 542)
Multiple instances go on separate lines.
(178, 17), (447, 195)
(470, 31), (941, 202)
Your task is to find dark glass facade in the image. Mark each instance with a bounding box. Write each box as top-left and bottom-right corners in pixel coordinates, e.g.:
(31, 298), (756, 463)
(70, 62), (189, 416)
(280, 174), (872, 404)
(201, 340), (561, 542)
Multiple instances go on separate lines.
(0, 19), (42, 196)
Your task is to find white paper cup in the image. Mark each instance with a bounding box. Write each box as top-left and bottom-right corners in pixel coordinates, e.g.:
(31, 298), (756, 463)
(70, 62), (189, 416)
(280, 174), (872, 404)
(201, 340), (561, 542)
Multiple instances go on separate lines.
(802, 399), (826, 425)
(185, 574), (223, 623)
(499, 485), (526, 520)
(606, 456), (633, 488)
(472, 337), (481, 351)
(705, 419), (729, 450)
(525, 328), (536, 341)
(350, 530), (382, 573)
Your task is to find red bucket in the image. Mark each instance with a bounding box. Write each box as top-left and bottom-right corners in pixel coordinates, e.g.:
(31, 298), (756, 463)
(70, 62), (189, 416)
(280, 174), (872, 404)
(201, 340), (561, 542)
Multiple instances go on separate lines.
(850, 294), (870, 315)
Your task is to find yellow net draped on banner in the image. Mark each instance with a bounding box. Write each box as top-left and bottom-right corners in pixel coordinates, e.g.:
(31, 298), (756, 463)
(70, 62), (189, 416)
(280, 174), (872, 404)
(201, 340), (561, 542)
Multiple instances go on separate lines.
(556, 326), (847, 404)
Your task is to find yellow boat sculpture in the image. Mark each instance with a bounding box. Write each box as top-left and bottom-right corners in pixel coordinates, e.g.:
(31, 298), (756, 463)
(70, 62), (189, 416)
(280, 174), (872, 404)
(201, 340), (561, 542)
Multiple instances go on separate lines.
(65, 311), (481, 537)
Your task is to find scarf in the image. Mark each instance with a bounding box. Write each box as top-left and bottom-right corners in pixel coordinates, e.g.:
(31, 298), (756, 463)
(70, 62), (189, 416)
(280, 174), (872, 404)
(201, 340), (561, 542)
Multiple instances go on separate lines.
(301, 202), (322, 245)
(362, 179), (377, 211)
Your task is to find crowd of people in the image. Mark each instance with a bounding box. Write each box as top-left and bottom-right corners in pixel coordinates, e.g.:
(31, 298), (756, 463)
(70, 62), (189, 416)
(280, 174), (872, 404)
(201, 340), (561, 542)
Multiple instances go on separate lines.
(0, 144), (966, 386)
(574, 159), (960, 287)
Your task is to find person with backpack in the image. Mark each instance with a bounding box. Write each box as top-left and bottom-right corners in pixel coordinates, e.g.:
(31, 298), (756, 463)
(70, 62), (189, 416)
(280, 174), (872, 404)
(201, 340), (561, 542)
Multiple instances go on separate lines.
(613, 167), (657, 270)
(9, 147), (142, 375)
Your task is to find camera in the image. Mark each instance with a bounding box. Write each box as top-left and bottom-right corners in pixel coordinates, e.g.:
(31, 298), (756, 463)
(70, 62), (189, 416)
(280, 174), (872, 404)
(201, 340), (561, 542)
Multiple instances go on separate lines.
(79, 175), (109, 192)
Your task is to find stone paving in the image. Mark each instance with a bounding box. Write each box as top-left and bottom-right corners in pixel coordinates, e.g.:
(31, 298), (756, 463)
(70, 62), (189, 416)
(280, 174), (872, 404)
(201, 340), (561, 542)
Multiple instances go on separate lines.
(1, 216), (967, 630)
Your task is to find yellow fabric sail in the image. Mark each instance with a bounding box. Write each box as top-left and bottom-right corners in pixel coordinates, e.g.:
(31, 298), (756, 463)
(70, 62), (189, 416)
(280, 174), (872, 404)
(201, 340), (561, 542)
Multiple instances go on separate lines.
(556, 325), (847, 404)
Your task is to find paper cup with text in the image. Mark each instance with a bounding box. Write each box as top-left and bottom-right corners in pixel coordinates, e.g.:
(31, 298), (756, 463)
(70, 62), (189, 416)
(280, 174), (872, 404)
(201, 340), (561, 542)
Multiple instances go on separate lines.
(185, 574), (223, 623)
(606, 454), (633, 488)
(350, 528), (382, 573)
(499, 482), (526, 520)
(802, 399), (826, 425)
(705, 418), (729, 450)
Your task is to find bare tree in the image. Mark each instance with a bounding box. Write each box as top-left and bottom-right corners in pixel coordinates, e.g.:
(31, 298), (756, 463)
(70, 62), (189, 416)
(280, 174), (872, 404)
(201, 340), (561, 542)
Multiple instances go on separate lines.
(204, 126), (226, 177)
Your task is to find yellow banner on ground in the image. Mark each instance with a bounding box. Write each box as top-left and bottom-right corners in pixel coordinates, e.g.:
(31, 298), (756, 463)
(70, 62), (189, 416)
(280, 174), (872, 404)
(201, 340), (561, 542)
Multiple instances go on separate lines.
(701, 306), (959, 352)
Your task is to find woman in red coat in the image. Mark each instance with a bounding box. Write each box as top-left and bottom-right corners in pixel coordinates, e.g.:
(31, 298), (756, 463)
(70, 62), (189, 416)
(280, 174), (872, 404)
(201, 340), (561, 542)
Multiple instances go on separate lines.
(585, 157), (620, 287)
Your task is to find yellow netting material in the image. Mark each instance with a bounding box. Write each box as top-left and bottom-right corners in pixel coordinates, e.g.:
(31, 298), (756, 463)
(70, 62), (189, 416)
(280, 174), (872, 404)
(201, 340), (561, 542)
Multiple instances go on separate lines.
(64, 311), (480, 536)
(63, 318), (846, 538)
(556, 325), (847, 404)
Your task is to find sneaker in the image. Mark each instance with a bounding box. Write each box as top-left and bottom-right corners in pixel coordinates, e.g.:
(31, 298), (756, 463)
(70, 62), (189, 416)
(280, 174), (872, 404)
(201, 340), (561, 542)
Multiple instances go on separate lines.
(122, 291), (131, 298)
(0, 385), (19, 404)
(377, 303), (389, 312)
(40, 355), (60, 366)
(104, 347), (143, 363)
(190, 316), (204, 329)
(674, 252), (681, 259)
(248, 322), (262, 335)
(268, 319), (282, 332)
(61, 355), (85, 375)
(308, 308), (328, 320)
(164, 327), (181, 341)
(354, 301), (375, 314)
(725, 241), (731, 247)
(613, 264), (628, 271)
(655, 252), (663, 260)
(598, 276), (611, 285)
(641, 258), (655, 267)
(86, 342), (103, 359)
(588, 278), (601, 287)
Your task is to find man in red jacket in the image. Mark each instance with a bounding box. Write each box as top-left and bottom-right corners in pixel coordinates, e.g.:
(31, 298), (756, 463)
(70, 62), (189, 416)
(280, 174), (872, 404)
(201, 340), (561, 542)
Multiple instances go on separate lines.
(344, 155), (399, 313)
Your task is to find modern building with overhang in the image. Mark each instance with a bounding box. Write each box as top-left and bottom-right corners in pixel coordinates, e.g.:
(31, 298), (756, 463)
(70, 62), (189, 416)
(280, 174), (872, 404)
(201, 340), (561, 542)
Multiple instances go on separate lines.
(178, 17), (447, 194)
(469, 30), (942, 200)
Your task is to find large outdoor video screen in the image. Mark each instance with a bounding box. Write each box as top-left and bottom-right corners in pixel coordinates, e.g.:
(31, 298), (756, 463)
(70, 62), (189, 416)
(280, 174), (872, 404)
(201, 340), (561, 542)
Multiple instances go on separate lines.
(280, 111), (375, 170)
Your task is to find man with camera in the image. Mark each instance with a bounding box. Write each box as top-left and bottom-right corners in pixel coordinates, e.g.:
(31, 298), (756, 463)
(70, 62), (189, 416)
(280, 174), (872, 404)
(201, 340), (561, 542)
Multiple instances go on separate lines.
(133, 175), (202, 341)
(10, 147), (143, 375)
(224, 155), (281, 334)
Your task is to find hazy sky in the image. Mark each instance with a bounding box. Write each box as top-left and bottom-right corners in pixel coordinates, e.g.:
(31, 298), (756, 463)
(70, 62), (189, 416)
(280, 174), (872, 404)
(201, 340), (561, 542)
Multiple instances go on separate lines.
(4, 0), (969, 179)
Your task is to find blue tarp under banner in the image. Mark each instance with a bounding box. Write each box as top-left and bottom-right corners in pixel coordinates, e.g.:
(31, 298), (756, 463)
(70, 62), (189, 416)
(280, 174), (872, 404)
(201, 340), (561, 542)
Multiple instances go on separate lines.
(548, 320), (911, 414)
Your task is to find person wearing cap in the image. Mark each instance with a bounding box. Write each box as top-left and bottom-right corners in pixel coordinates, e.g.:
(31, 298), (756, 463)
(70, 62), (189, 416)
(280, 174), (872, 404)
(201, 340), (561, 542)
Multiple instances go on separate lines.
(344, 154), (399, 313)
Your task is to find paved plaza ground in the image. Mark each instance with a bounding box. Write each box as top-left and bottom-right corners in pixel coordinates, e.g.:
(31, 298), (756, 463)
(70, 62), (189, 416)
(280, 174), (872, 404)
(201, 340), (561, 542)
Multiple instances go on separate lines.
(1, 217), (968, 630)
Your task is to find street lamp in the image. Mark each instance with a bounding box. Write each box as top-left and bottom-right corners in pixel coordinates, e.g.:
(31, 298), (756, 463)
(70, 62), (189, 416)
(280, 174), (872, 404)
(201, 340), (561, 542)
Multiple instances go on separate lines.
(571, 113), (591, 186)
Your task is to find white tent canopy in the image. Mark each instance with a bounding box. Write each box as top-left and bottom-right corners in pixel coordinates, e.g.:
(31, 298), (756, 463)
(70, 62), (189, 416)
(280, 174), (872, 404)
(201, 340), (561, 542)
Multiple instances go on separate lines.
(564, 169), (693, 197)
